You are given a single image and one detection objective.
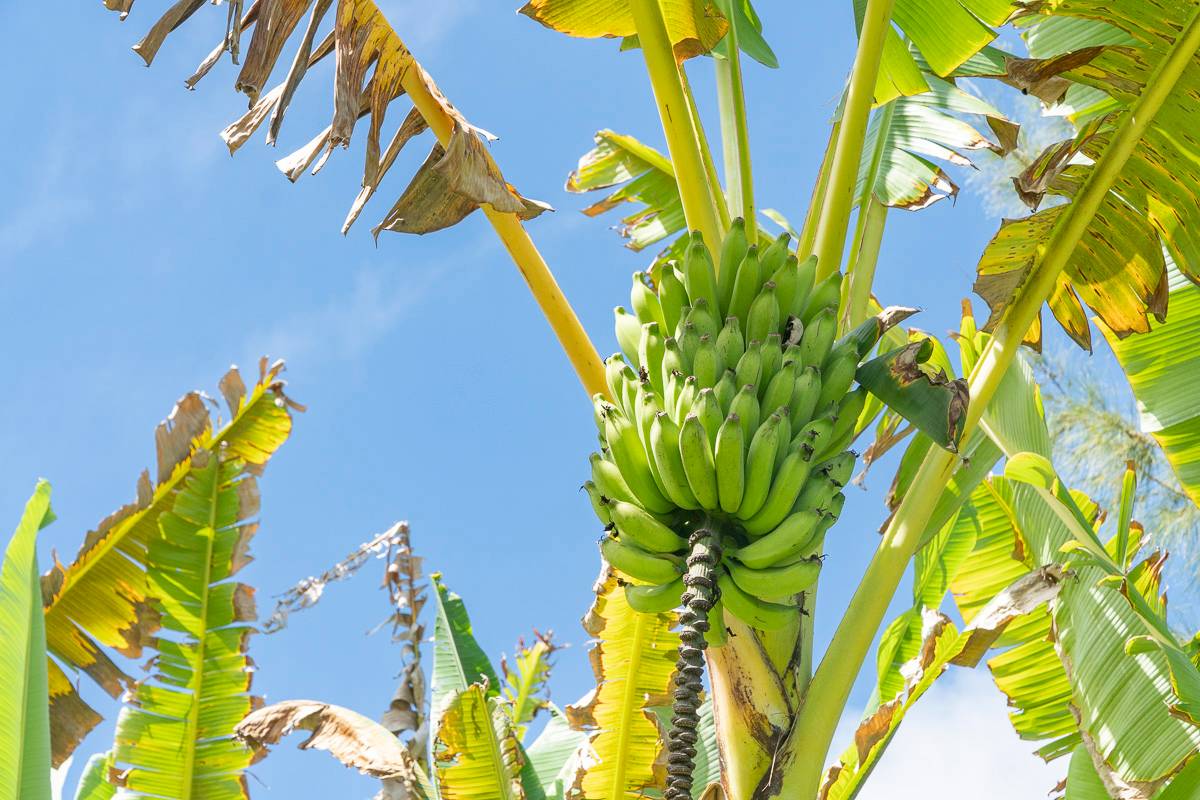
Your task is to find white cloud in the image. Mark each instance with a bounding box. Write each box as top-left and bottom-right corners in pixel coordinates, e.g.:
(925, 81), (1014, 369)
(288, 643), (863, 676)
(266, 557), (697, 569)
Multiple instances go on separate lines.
(833, 669), (1062, 799)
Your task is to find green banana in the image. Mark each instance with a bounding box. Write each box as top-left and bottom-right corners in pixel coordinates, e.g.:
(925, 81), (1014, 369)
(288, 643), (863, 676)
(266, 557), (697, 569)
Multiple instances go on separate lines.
(717, 218), (749, 312)
(678, 323), (701, 369)
(662, 336), (686, 391)
(656, 264), (689, 337)
(727, 556), (821, 599)
(715, 369), (738, 414)
(694, 388), (724, 449)
(737, 413), (783, 520)
(605, 410), (674, 513)
(730, 509), (824, 568)
(614, 306), (641, 368)
(605, 354), (638, 415)
(774, 409), (793, 472)
(607, 497), (687, 552)
(758, 334), (783, 397)
(692, 335), (721, 389)
(795, 471), (842, 514)
(601, 534), (684, 584)
(734, 342), (762, 389)
(817, 343), (858, 409)
(789, 366), (822, 429)
(679, 414), (719, 510)
(803, 271), (842, 322)
(791, 255), (818, 318)
(818, 387), (868, 462)
(663, 369), (684, 423)
(799, 307), (836, 369)
(814, 493), (845, 542)
(684, 236), (722, 318)
(674, 375), (698, 423)
(771, 254), (800, 318)
(817, 450), (856, 487)
(591, 452), (639, 506)
(728, 246), (761, 326)
(639, 321), (666, 394)
(716, 316), (745, 369)
(625, 577), (686, 613)
(742, 448), (813, 536)
(631, 271), (666, 329)
(687, 297), (720, 340)
(762, 360), (797, 417)
(759, 230), (792, 277)
(717, 571), (794, 630)
(715, 412), (746, 514)
(730, 384), (761, 443)
(650, 412), (700, 509)
(746, 281), (780, 344)
(792, 416), (834, 460)
(584, 480), (611, 525)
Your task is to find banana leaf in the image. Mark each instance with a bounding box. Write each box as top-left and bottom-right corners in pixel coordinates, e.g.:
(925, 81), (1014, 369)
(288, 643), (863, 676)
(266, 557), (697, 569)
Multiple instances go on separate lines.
(42, 361), (297, 765)
(525, 706), (587, 800)
(1, 481), (55, 800)
(565, 568), (679, 799)
(972, 0), (1200, 350)
(90, 0), (548, 239)
(72, 752), (115, 800)
(1105, 265), (1200, 509)
(517, 0), (729, 61)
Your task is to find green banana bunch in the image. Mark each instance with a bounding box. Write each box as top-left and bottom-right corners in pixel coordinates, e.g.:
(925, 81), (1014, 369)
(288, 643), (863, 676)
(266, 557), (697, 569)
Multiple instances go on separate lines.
(590, 223), (909, 630)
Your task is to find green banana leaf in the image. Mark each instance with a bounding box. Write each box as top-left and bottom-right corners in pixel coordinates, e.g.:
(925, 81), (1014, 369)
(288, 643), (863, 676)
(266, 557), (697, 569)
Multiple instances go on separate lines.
(565, 569), (679, 799)
(853, 0), (1018, 105)
(567, 130), (685, 253)
(72, 752), (115, 800)
(1, 481), (55, 800)
(502, 635), (556, 741)
(855, 73), (1015, 211)
(42, 362), (296, 766)
(972, 0), (1200, 351)
(855, 339), (969, 452)
(711, 0), (777, 67)
(429, 575), (545, 799)
(525, 706), (587, 800)
(1105, 266), (1200, 509)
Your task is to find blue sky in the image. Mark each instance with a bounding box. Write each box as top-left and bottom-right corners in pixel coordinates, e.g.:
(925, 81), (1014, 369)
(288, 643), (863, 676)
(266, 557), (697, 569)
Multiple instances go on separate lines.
(0, 1), (1118, 797)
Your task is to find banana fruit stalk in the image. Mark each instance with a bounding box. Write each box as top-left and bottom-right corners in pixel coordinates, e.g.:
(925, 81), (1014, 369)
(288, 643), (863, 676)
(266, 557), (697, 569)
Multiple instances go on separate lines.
(587, 223), (910, 800)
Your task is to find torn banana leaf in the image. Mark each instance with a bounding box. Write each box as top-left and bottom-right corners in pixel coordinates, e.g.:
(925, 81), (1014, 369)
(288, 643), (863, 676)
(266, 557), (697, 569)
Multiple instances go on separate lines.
(565, 568), (679, 799)
(970, 0), (1200, 351)
(236, 700), (433, 799)
(855, 339), (969, 452)
(518, 0), (728, 61)
(434, 684), (527, 800)
(41, 360), (298, 767)
(524, 706), (587, 800)
(95, 0), (549, 238)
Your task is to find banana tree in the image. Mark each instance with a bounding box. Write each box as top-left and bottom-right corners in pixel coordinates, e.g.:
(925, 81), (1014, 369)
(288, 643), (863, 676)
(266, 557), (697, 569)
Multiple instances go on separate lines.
(10, 0), (1200, 798)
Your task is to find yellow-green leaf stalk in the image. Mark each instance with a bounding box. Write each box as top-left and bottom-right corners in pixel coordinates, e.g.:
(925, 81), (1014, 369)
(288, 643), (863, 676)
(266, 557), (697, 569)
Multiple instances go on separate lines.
(628, 0), (726, 251)
(810, 0), (897, 280)
(773, 7), (1200, 796)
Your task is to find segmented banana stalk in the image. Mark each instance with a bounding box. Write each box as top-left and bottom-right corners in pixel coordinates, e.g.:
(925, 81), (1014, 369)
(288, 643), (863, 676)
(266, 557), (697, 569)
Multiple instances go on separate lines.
(666, 523), (723, 800)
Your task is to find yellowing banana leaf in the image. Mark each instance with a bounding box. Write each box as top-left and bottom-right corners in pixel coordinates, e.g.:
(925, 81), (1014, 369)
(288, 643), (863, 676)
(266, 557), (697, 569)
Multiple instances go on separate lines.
(1105, 266), (1200, 509)
(565, 568), (679, 799)
(853, 0), (1018, 106)
(435, 684), (527, 800)
(94, 0), (548, 238)
(568, 130), (684, 252)
(518, 0), (728, 61)
(1, 481), (55, 800)
(41, 360), (297, 767)
(525, 706), (587, 800)
(236, 700), (433, 799)
(972, 0), (1200, 350)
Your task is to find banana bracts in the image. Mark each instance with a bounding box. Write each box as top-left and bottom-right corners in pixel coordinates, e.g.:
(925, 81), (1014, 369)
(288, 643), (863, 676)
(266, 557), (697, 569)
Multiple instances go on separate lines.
(594, 223), (899, 633)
